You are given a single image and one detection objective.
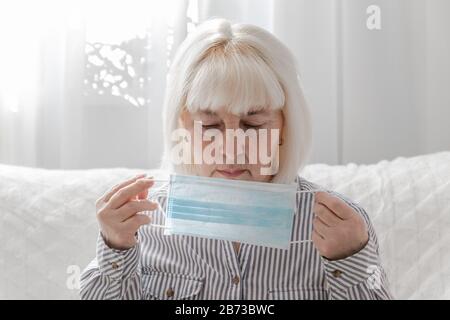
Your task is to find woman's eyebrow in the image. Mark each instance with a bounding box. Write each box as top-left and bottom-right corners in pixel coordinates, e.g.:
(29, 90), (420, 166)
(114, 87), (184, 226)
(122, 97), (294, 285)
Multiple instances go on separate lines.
(245, 109), (270, 116)
(197, 110), (217, 116)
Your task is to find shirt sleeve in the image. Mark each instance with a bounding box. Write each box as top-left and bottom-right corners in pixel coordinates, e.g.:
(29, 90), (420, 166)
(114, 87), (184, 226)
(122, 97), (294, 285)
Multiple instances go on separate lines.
(79, 233), (142, 300)
(320, 195), (394, 300)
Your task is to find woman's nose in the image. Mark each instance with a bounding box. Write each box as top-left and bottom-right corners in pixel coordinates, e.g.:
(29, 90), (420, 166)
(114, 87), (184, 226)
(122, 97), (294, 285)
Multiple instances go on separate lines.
(219, 127), (246, 164)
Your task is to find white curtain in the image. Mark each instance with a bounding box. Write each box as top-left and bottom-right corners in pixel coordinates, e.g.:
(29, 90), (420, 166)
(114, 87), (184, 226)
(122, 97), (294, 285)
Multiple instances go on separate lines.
(0, 0), (192, 169)
(1, 0), (449, 169)
(199, 0), (450, 165)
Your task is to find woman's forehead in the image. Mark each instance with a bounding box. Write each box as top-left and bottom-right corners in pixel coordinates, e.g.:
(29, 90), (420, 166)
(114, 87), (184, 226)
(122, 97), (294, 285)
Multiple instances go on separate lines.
(188, 106), (278, 117)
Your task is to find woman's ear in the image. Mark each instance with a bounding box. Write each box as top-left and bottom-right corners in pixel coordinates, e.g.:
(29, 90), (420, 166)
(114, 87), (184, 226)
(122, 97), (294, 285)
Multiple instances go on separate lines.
(279, 110), (285, 146)
(178, 109), (189, 128)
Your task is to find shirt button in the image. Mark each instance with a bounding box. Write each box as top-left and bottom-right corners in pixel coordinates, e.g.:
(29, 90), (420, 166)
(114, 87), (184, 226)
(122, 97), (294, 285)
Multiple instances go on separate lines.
(111, 262), (119, 270)
(332, 269), (343, 278)
(232, 275), (240, 285)
(166, 288), (175, 298)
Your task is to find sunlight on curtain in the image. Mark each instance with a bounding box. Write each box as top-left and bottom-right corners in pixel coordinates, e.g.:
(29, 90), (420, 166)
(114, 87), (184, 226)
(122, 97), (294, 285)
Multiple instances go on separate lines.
(0, 0), (196, 169)
(83, 0), (197, 108)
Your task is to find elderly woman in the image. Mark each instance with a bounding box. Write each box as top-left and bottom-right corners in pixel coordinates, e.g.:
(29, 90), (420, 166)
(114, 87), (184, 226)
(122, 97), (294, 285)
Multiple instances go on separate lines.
(80, 19), (392, 300)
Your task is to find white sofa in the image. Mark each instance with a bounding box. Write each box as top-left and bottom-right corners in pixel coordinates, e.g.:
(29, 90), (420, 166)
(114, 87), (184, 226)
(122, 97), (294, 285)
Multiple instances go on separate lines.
(1, 152), (449, 299)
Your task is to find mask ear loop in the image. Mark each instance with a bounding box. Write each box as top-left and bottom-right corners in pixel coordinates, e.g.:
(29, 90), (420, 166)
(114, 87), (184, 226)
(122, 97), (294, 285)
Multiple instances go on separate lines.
(289, 189), (324, 245)
(143, 178), (171, 229)
(149, 205), (170, 229)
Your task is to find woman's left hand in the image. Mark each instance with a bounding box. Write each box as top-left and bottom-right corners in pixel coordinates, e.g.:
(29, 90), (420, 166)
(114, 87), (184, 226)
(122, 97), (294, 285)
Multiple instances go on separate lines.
(312, 191), (369, 261)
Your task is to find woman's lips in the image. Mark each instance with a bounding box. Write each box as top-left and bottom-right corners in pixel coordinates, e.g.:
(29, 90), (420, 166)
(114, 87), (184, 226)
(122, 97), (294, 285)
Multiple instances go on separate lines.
(216, 169), (247, 178)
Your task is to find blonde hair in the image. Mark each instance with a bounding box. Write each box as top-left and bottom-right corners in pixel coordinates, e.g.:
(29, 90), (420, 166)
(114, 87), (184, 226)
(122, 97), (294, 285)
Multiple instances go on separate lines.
(161, 18), (311, 183)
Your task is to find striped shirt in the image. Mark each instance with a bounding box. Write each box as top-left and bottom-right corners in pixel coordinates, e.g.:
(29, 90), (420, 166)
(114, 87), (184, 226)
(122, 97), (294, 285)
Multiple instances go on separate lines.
(80, 176), (392, 300)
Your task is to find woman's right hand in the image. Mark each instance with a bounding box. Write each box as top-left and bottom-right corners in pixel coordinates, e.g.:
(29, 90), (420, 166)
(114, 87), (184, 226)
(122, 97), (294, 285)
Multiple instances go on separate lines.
(95, 174), (158, 250)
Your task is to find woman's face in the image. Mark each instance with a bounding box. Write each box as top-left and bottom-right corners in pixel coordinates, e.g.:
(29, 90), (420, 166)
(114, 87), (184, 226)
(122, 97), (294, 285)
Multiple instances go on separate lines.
(179, 107), (284, 182)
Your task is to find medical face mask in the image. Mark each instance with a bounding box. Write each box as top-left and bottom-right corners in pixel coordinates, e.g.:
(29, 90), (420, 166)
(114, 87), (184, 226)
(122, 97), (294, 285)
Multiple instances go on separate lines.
(150, 174), (314, 250)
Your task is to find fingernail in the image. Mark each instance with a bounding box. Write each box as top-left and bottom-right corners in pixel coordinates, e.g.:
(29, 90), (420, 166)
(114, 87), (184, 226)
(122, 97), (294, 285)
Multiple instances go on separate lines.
(136, 178), (150, 184)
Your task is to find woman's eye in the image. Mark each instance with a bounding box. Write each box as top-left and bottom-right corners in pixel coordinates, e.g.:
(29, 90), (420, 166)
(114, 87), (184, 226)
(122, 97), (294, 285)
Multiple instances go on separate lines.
(202, 123), (221, 129)
(243, 123), (265, 129)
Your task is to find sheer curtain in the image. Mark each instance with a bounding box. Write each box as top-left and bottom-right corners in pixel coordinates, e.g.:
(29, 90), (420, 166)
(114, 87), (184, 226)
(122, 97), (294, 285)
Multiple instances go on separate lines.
(0, 0), (193, 169)
(198, 0), (450, 165)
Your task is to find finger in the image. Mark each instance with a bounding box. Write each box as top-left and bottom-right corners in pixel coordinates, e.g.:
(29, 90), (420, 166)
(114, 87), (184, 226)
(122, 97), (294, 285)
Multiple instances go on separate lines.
(315, 191), (353, 220)
(135, 176), (153, 200)
(103, 173), (147, 203)
(315, 214), (331, 228)
(311, 230), (330, 258)
(312, 230), (325, 240)
(313, 216), (330, 238)
(314, 203), (342, 227)
(107, 178), (154, 210)
(116, 200), (159, 221)
(312, 229), (325, 249)
(122, 213), (151, 232)
(311, 231), (326, 256)
(136, 188), (149, 200)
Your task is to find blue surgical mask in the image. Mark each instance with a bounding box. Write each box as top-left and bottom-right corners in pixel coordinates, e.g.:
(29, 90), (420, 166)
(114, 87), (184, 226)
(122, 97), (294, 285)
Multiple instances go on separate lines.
(150, 174), (314, 250)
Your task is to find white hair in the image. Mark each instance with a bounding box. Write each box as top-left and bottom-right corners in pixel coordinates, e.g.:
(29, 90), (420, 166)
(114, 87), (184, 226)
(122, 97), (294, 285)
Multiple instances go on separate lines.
(161, 18), (311, 183)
